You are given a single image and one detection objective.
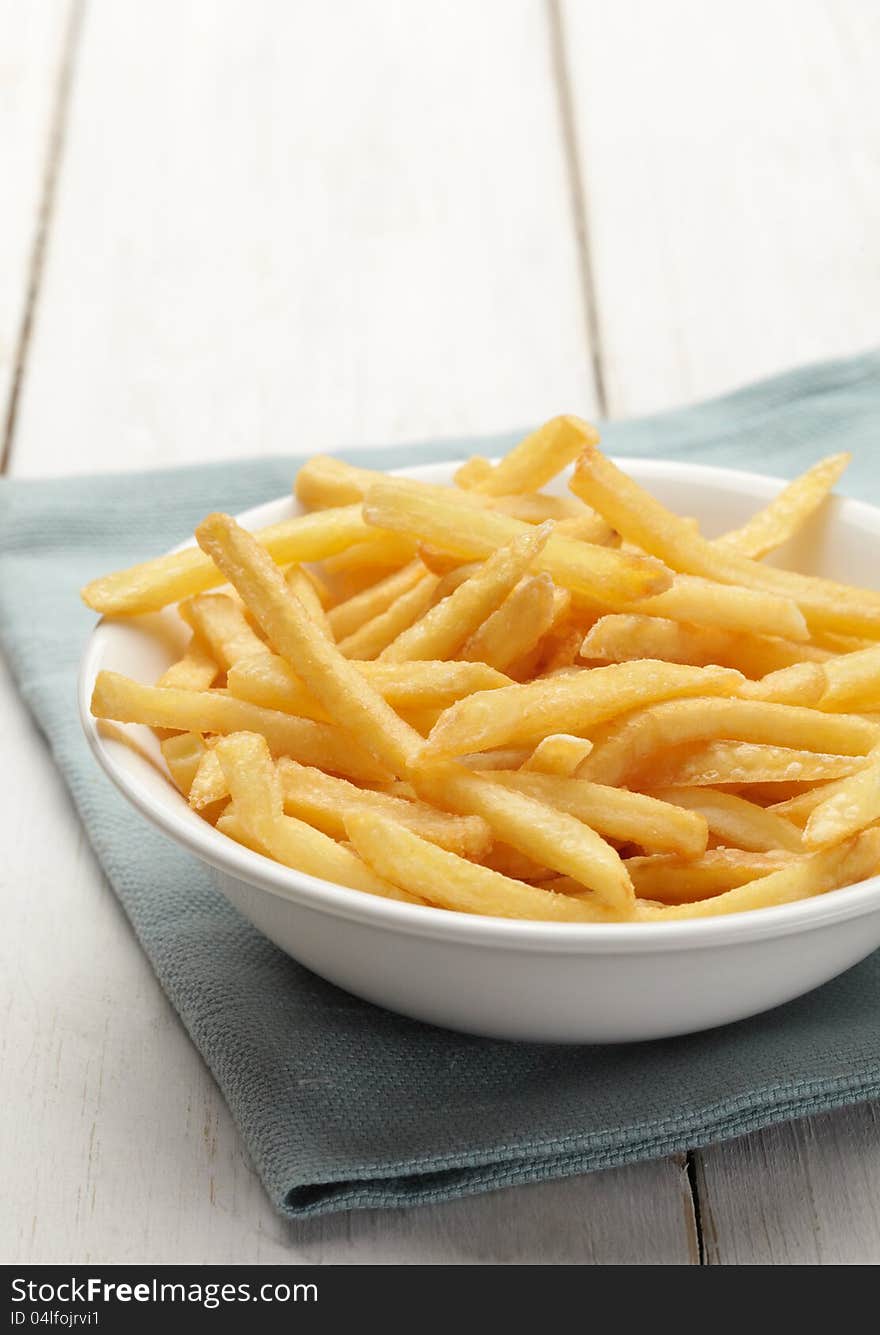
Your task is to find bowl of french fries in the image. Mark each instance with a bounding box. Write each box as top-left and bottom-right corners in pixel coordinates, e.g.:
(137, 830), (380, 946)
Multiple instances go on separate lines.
(78, 419), (880, 1042)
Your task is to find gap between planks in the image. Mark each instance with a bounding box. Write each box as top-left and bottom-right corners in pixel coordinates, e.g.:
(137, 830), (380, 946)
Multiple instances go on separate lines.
(1, 0), (86, 476)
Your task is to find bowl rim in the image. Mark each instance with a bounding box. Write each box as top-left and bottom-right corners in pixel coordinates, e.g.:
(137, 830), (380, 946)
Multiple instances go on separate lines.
(78, 455), (880, 956)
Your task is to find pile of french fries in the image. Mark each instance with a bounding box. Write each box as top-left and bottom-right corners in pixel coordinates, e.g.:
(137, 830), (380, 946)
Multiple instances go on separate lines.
(83, 417), (880, 922)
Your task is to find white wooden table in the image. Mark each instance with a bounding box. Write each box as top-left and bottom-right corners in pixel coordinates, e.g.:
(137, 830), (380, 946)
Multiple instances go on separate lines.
(3, 0), (880, 1265)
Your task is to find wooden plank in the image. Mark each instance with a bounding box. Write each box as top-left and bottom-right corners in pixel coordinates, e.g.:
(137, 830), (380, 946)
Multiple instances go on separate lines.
(2, 0), (698, 1264)
(9, 0), (595, 477)
(696, 1107), (880, 1265)
(0, 0), (74, 455)
(0, 637), (697, 1263)
(560, 0), (880, 1264)
(558, 0), (880, 417)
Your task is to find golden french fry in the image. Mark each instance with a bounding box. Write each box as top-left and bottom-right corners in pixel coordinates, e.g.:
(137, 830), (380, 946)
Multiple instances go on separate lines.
(363, 481), (672, 605)
(275, 759), (491, 857)
(490, 492), (591, 523)
(739, 662), (827, 707)
(90, 670), (389, 782)
(337, 571), (440, 659)
(486, 771), (709, 856)
(571, 447), (880, 637)
(326, 561), (425, 640)
(582, 697), (878, 788)
(628, 576), (808, 643)
(160, 732), (208, 796)
(214, 733), (418, 902)
(227, 652), (512, 717)
(194, 513), (423, 776)
(581, 614), (826, 676)
(649, 786), (803, 853)
(156, 632), (219, 691)
(479, 843), (554, 881)
(285, 566), (334, 639)
(180, 593), (268, 669)
(421, 661), (744, 759)
(459, 748), (533, 770)
(460, 573), (560, 671)
(819, 644), (880, 711)
(81, 505), (373, 616)
(802, 746), (880, 849)
(644, 741), (866, 789)
(294, 455), (386, 509)
(621, 850), (798, 904)
(520, 734), (594, 777)
(463, 416), (599, 496)
(453, 455), (495, 488)
(635, 829), (880, 920)
(412, 761), (634, 911)
(321, 531), (416, 575)
(715, 453), (851, 558)
(345, 809), (615, 922)
(379, 523), (553, 663)
(188, 748), (226, 809)
(769, 775), (862, 825)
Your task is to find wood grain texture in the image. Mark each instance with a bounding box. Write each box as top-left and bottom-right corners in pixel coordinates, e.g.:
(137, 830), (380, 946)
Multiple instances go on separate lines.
(561, 0), (880, 1266)
(0, 656), (697, 1264)
(697, 1106), (880, 1265)
(2, 0), (700, 1265)
(10, 0), (595, 477)
(0, 0), (73, 452)
(559, 0), (880, 417)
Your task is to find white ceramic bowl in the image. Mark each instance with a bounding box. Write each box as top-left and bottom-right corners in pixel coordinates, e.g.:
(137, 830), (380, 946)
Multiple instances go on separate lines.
(78, 458), (880, 1043)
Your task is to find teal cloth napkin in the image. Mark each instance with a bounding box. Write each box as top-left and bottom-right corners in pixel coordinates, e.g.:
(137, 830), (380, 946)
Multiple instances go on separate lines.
(2, 351), (880, 1220)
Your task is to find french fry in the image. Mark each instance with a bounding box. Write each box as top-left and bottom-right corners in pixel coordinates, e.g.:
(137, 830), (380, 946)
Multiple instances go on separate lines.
(490, 492), (592, 523)
(285, 566), (334, 639)
(819, 644), (880, 711)
(214, 734), (418, 902)
(739, 662), (827, 707)
(421, 661), (744, 759)
(581, 614), (826, 676)
(337, 571), (440, 659)
(571, 447), (880, 637)
(621, 850), (798, 904)
(580, 698), (878, 788)
(275, 759), (491, 857)
(645, 742), (866, 789)
(363, 481), (672, 605)
(90, 671), (389, 782)
(321, 531), (416, 575)
(461, 415), (599, 496)
(326, 561), (425, 640)
(156, 632), (219, 690)
(227, 652), (512, 717)
(412, 762), (634, 911)
(520, 734), (594, 777)
(180, 593), (268, 669)
(459, 748), (533, 770)
(194, 513), (423, 776)
(635, 829), (880, 920)
(649, 787), (803, 853)
(628, 576), (808, 642)
(188, 748), (226, 809)
(802, 746), (880, 849)
(453, 456), (495, 488)
(769, 775), (862, 825)
(81, 505), (373, 616)
(380, 524), (552, 663)
(715, 453), (851, 558)
(460, 573), (560, 671)
(486, 771), (709, 856)
(160, 732), (208, 796)
(345, 810), (616, 922)
(294, 455), (386, 509)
